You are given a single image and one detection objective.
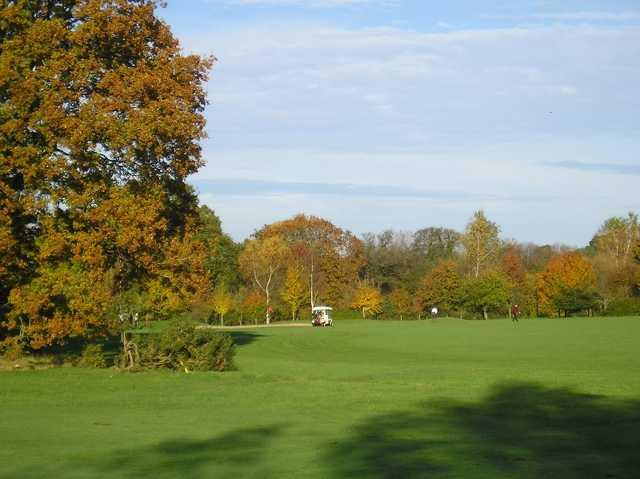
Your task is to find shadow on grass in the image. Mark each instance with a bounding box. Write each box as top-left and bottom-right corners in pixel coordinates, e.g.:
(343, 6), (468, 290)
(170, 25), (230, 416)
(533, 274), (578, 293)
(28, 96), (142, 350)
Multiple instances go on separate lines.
(230, 331), (263, 347)
(326, 382), (640, 478)
(0, 424), (286, 479)
(96, 424), (286, 479)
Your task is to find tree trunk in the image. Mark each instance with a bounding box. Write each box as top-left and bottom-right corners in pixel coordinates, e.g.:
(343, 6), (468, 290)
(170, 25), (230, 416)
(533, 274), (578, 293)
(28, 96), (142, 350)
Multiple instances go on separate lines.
(482, 306), (488, 320)
(309, 258), (315, 311)
(265, 290), (271, 325)
(220, 314), (224, 327)
(362, 307), (366, 319)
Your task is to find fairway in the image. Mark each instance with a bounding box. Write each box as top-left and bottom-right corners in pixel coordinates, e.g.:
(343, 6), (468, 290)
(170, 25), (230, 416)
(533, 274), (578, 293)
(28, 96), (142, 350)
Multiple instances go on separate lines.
(2, 318), (640, 478)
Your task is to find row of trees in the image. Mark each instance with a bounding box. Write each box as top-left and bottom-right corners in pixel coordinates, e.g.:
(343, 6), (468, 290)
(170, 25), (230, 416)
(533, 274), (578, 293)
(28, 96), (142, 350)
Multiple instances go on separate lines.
(200, 210), (640, 327)
(360, 211), (639, 320)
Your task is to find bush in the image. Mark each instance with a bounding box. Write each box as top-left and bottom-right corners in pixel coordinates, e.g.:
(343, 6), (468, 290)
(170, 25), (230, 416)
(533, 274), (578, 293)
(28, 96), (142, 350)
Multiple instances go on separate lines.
(1, 336), (24, 361)
(77, 344), (108, 368)
(604, 297), (640, 317)
(131, 321), (235, 372)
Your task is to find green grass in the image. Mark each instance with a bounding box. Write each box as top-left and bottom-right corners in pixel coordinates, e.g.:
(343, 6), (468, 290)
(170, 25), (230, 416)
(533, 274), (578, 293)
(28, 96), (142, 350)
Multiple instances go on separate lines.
(1, 317), (640, 478)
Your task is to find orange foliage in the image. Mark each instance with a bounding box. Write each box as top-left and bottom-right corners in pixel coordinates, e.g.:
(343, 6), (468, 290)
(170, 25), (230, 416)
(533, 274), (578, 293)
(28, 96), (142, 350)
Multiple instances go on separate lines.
(501, 246), (527, 285)
(258, 214), (365, 307)
(1, 1), (212, 348)
(537, 252), (596, 316)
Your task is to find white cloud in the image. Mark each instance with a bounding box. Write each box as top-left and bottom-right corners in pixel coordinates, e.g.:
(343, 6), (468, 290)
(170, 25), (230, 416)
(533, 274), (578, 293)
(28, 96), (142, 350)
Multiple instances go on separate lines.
(183, 23), (640, 150)
(173, 21), (640, 244)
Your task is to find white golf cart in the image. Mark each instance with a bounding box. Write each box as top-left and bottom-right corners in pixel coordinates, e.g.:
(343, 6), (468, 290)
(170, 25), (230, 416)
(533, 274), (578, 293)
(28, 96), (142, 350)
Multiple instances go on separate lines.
(311, 306), (333, 327)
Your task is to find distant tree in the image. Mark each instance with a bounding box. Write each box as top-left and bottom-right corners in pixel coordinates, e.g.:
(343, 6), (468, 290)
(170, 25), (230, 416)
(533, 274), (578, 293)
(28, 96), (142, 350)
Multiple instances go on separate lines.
(553, 286), (601, 318)
(240, 290), (264, 326)
(388, 288), (413, 320)
(352, 283), (384, 319)
(257, 214), (365, 308)
(537, 252), (597, 317)
(238, 236), (289, 324)
(462, 211), (501, 278)
(501, 246), (527, 285)
(592, 213), (639, 269)
(412, 227), (460, 264)
(417, 260), (462, 316)
(520, 244), (555, 272)
(198, 206), (241, 290)
(362, 230), (417, 293)
(211, 284), (233, 327)
(460, 270), (511, 320)
(500, 245), (534, 317)
(281, 266), (308, 321)
(590, 212), (640, 306)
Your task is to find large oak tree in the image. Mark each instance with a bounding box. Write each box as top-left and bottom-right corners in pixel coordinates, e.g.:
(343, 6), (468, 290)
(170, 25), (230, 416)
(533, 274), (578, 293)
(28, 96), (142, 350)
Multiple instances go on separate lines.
(1, 1), (213, 348)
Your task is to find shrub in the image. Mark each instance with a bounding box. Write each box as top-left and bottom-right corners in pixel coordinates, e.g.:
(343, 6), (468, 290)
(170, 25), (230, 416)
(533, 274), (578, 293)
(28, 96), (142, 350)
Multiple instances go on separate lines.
(604, 297), (640, 317)
(553, 286), (601, 317)
(132, 322), (235, 372)
(77, 344), (108, 368)
(1, 336), (24, 361)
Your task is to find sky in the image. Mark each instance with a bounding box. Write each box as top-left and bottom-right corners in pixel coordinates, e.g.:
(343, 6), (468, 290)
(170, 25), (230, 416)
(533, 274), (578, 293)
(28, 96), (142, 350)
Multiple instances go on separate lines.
(158, 0), (640, 246)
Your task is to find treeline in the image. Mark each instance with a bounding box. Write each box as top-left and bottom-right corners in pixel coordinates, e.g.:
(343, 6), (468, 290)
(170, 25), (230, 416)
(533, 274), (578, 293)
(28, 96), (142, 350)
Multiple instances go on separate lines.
(361, 212), (640, 320)
(205, 210), (640, 326)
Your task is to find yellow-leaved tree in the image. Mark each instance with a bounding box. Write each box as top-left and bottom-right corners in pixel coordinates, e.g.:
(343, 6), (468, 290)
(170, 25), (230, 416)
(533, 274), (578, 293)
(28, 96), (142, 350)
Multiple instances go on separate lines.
(388, 287), (413, 320)
(211, 284), (234, 327)
(462, 210), (501, 278)
(281, 266), (308, 321)
(238, 236), (289, 324)
(351, 283), (383, 319)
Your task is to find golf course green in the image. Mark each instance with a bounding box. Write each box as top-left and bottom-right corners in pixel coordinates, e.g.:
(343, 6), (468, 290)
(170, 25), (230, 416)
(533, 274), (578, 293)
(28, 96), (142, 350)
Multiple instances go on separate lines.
(2, 317), (639, 478)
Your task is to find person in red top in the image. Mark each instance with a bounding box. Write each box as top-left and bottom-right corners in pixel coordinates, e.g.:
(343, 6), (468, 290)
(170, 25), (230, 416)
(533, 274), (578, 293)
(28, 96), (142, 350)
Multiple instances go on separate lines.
(511, 304), (521, 322)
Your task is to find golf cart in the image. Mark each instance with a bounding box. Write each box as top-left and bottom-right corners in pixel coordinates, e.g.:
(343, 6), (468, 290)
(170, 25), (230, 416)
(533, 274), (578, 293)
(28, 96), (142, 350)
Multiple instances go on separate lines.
(311, 306), (333, 327)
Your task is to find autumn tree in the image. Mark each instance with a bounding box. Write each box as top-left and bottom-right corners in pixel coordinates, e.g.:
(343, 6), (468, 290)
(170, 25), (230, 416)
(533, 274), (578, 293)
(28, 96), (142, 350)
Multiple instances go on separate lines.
(462, 211), (500, 278)
(0, 1), (213, 349)
(590, 213), (640, 305)
(351, 283), (383, 319)
(281, 266), (307, 321)
(537, 252), (597, 317)
(257, 214), (365, 309)
(240, 290), (264, 326)
(500, 245), (537, 316)
(460, 270), (511, 320)
(238, 236), (289, 324)
(417, 260), (462, 316)
(211, 283), (233, 327)
(592, 213), (639, 269)
(388, 287), (413, 320)
(501, 246), (527, 285)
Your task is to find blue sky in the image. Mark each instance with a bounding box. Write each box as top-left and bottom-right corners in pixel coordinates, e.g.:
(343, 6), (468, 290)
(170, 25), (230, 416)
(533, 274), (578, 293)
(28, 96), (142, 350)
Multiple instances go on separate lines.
(159, 0), (640, 245)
